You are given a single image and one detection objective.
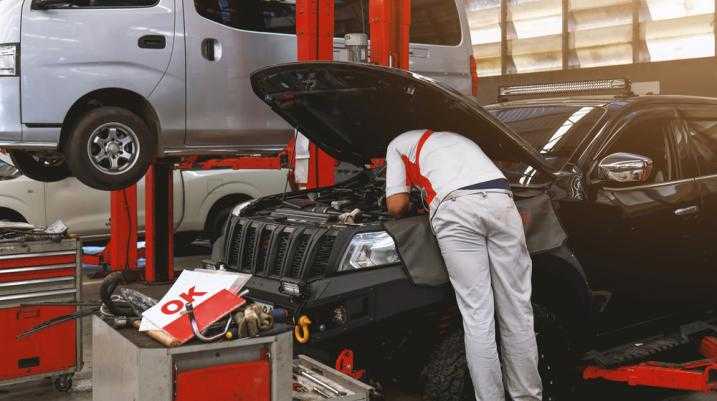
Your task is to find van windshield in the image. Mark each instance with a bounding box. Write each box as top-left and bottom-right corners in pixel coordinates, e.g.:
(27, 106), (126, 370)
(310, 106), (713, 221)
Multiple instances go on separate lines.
(193, 0), (461, 46)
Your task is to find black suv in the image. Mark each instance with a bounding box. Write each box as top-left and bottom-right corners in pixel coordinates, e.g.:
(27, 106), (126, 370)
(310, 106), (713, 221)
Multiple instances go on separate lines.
(212, 62), (717, 400)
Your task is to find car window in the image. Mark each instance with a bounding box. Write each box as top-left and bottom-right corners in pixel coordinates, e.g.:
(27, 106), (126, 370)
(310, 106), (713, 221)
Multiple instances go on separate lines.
(603, 117), (682, 184)
(685, 119), (717, 176)
(193, 0), (461, 45)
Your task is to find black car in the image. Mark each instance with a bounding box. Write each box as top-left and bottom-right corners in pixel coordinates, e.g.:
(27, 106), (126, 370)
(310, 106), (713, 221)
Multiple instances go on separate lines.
(212, 62), (717, 400)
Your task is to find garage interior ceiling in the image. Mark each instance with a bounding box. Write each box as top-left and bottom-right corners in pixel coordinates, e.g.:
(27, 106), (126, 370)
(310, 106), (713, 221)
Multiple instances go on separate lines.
(466, 0), (716, 77)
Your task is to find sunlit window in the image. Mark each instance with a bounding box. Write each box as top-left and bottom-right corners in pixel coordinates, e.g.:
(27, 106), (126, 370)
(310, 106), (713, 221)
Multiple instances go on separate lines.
(640, 0), (715, 62)
(568, 0), (634, 68)
(465, 0), (717, 76)
(466, 0), (502, 76)
(506, 0), (562, 73)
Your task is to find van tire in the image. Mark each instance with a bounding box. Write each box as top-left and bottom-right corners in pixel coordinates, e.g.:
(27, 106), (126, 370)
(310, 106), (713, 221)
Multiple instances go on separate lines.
(9, 150), (70, 183)
(422, 304), (576, 401)
(65, 107), (154, 191)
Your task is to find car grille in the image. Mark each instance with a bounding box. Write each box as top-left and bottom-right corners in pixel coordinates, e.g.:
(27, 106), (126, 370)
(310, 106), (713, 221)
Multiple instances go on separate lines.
(226, 218), (340, 280)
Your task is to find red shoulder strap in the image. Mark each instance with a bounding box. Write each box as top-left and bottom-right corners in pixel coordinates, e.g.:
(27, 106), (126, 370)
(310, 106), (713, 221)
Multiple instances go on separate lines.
(399, 130), (437, 204)
(414, 129), (433, 172)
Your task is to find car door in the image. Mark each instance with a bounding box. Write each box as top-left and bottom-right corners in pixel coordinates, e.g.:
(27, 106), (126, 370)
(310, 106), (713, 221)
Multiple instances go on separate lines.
(679, 104), (717, 305)
(20, 0), (175, 126)
(570, 107), (703, 331)
(44, 178), (109, 237)
(183, 0), (297, 150)
(45, 171), (183, 238)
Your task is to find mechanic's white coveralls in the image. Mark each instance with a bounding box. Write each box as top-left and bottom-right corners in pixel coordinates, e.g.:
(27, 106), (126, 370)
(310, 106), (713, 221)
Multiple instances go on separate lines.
(385, 129), (542, 401)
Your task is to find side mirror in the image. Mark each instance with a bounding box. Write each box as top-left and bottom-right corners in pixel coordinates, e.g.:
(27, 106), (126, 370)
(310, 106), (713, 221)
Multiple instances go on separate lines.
(597, 152), (653, 184)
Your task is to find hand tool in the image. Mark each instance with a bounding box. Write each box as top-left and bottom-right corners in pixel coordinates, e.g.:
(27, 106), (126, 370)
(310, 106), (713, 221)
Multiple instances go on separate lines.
(17, 307), (99, 339)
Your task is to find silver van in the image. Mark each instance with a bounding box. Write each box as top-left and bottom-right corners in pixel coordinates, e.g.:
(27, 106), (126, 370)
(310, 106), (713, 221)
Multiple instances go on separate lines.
(0, 0), (473, 191)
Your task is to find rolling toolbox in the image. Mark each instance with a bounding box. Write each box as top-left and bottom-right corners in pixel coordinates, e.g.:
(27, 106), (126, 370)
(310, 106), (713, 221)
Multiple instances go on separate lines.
(0, 238), (82, 391)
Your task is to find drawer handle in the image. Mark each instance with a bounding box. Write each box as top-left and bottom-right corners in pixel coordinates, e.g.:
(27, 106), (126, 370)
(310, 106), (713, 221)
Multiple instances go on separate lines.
(0, 277), (74, 288)
(0, 251), (75, 261)
(0, 289), (77, 303)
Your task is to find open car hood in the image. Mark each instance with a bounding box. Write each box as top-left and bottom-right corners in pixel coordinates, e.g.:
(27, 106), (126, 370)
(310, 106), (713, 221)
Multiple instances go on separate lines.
(251, 62), (556, 177)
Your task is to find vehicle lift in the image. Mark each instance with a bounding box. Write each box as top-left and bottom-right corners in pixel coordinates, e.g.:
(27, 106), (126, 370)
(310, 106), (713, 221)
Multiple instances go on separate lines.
(80, 0), (717, 394)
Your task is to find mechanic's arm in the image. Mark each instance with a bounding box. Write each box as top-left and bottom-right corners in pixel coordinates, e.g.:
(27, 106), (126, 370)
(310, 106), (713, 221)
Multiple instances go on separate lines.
(387, 193), (411, 218)
(385, 142), (411, 218)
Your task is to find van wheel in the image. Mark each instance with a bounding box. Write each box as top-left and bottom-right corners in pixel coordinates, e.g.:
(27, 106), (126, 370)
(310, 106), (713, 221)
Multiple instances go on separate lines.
(9, 150), (70, 182)
(65, 107), (154, 191)
(422, 304), (577, 401)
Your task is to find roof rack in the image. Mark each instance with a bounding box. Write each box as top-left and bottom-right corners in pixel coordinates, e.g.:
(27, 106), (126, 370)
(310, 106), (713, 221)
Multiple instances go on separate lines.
(497, 78), (634, 102)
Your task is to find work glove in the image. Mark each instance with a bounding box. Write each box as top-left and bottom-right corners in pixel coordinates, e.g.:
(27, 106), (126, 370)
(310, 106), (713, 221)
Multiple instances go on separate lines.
(233, 304), (274, 337)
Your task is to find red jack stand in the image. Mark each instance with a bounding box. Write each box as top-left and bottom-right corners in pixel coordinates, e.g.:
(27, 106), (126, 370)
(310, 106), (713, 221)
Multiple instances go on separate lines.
(81, 185), (144, 276)
(335, 349), (365, 380)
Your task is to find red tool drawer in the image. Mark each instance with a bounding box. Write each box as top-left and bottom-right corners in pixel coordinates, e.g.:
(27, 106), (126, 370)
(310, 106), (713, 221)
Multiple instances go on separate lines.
(174, 360), (271, 401)
(0, 252), (76, 283)
(0, 305), (77, 380)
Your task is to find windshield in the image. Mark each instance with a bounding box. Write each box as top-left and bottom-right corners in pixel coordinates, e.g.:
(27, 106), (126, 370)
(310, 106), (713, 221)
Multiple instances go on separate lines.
(487, 104), (605, 185)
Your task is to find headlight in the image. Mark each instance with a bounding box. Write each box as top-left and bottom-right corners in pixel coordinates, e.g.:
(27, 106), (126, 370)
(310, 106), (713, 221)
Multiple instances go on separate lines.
(0, 44), (18, 77)
(231, 200), (253, 217)
(339, 231), (400, 271)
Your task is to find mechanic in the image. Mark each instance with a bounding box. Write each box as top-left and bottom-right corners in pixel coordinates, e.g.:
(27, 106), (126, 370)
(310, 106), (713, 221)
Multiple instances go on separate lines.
(385, 129), (542, 401)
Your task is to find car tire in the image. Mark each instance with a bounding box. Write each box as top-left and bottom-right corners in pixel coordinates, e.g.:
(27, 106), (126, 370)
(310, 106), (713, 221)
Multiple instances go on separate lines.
(206, 197), (251, 243)
(422, 304), (576, 401)
(64, 107), (154, 191)
(9, 150), (70, 183)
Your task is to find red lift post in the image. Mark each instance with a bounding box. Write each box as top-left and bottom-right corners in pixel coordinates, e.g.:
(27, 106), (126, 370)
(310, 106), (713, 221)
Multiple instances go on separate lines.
(297, 0), (337, 189)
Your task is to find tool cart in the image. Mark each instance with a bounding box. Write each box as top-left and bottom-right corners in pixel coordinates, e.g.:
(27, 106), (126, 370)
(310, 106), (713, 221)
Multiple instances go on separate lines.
(0, 235), (82, 391)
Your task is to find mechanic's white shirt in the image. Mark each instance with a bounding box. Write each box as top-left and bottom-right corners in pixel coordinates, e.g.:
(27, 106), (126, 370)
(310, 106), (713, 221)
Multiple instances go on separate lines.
(385, 130), (505, 212)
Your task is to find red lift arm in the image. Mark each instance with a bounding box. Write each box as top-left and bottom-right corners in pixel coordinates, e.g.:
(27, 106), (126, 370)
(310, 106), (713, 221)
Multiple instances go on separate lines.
(583, 336), (717, 392)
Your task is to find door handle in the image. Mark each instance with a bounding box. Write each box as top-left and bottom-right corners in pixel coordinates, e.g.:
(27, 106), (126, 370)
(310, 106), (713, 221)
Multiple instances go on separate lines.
(201, 38), (222, 61)
(674, 205), (699, 216)
(138, 35), (166, 49)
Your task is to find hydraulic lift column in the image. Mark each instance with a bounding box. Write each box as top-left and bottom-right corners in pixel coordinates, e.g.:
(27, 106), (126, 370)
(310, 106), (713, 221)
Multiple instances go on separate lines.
(144, 162), (174, 283)
(369, 0), (411, 69)
(297, 0), (336, 189)
(107, 186), (138, 270)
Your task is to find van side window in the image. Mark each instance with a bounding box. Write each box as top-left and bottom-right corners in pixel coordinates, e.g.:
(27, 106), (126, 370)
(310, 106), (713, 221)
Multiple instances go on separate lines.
(193, 0), (461, 46)
(69, 0), (157, 7)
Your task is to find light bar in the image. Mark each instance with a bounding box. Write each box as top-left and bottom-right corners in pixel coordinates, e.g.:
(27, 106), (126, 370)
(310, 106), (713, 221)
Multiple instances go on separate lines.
(499, 79), (630, 98)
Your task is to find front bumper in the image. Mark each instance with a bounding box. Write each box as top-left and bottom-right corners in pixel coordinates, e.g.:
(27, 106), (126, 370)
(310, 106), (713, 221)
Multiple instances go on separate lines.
(0, 77), (21, 143)
(245, 266), (451, 343)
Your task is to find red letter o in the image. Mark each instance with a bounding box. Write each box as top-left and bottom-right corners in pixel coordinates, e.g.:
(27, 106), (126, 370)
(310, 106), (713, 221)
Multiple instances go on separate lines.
(162, 300), (184, 315)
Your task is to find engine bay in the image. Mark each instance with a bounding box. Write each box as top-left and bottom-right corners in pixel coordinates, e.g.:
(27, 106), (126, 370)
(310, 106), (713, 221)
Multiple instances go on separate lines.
(243, 169), (412, 228)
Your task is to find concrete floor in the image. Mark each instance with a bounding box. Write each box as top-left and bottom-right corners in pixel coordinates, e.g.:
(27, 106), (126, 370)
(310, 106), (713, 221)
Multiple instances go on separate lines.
(0, 242), (715, 401)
